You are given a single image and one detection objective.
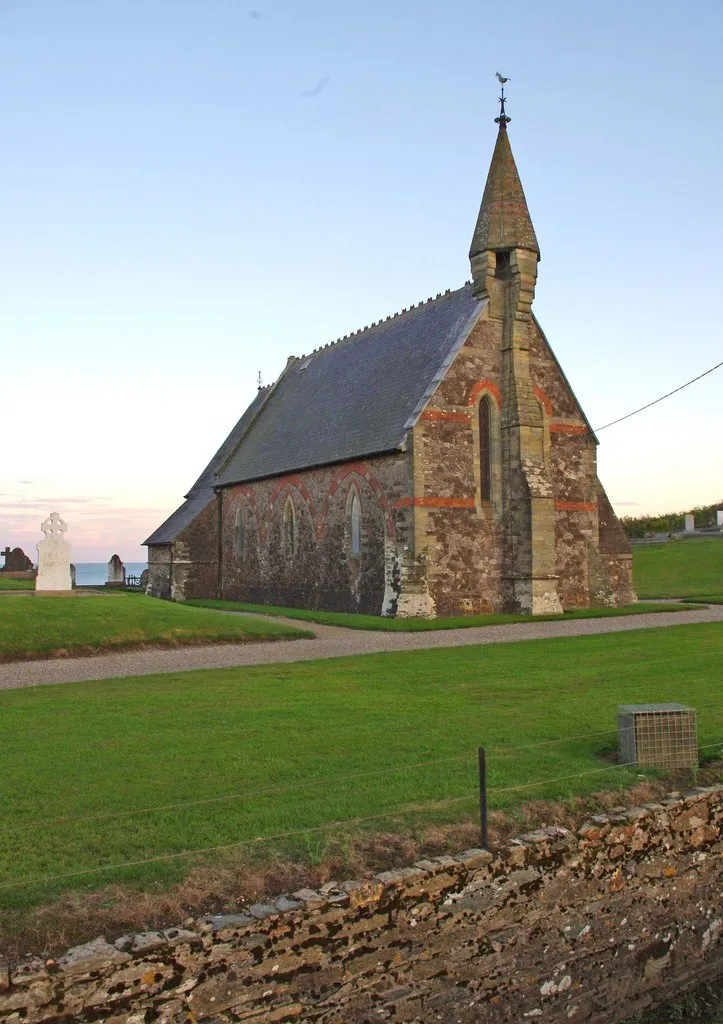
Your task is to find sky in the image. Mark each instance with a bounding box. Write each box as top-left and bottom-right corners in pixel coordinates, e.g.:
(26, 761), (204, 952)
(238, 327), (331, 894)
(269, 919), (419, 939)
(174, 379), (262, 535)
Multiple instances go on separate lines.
(1, 0), (721, 562)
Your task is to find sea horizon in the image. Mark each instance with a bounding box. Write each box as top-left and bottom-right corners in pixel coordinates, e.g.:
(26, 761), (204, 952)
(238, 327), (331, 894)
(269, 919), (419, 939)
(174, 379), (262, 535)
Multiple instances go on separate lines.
(74, 562), (148, 586)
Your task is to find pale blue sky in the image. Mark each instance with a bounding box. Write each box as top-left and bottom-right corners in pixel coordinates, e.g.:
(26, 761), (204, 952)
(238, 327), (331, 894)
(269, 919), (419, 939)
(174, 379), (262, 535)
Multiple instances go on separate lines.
(1, 0), (721, 559)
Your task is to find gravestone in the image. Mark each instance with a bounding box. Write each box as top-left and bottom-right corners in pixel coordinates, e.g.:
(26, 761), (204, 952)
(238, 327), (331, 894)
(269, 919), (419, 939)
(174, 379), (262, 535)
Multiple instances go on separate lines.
(107, 554), (125, 587)
(684, 514), (695, 532)
(717, 510), (723, 527)
(70, 564), (77, 588)
(140, 568), (149, 590)
(0, 546), (33, 572)
(35, 513), (72, 591)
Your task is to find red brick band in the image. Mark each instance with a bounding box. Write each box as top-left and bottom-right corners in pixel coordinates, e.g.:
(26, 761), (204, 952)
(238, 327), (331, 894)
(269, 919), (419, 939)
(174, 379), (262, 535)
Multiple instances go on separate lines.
(534, 386), (554, 417)
(321, 463), (395, 540)
(467, 379), (502, 409)
(550, 423), (588, 435)
(394, 497), (476, 509)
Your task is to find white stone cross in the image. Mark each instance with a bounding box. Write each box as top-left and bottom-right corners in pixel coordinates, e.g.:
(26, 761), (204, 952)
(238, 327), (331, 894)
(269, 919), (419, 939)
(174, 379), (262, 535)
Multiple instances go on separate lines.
(36, 512), (73, 591)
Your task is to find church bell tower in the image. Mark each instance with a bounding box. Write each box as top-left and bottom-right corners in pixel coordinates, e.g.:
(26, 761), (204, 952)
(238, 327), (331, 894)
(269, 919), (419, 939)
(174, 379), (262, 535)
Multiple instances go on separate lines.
(469, 87), (562, 614)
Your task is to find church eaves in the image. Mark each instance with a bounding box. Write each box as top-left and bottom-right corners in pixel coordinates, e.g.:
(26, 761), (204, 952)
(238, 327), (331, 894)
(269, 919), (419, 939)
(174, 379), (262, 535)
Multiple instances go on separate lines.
(469, 118), (540, 260)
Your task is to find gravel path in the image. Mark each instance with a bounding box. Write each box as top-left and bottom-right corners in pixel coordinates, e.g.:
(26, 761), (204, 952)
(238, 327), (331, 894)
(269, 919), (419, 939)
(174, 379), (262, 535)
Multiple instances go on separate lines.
(1, 604), (721, 692)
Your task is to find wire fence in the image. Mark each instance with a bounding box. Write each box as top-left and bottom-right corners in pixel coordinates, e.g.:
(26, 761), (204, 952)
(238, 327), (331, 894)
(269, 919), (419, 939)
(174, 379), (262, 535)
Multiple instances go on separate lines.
(0, 725), (643, 836)
(1, 734), (719, 894)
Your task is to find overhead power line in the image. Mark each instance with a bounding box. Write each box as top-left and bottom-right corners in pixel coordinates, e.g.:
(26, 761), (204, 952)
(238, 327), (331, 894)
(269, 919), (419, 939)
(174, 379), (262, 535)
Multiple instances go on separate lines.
(594, 358), (723, 433)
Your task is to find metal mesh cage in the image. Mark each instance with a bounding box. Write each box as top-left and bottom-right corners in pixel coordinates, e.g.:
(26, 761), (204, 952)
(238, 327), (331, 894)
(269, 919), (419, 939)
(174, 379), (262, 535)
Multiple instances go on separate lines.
(617, 703), (698, 770)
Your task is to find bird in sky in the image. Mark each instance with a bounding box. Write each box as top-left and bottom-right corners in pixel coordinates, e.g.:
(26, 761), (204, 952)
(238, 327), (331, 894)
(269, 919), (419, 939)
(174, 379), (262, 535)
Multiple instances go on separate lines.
(301, 76), (330, 98)
(495, 71), (510, 84)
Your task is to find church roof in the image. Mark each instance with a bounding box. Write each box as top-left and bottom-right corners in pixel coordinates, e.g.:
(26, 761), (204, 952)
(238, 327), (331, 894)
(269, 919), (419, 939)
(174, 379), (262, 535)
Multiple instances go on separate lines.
(215, 284), (484, 487)
(144, 387), (272, 545)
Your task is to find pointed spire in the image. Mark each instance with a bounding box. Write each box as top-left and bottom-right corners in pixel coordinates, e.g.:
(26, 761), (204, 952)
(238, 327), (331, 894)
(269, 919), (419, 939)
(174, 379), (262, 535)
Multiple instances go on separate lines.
(469, 93), (539, 261)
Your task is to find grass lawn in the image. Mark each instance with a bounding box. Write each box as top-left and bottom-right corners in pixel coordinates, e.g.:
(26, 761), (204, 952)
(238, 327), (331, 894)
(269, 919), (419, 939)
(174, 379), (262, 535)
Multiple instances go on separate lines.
(0, 622), (720, 912)
(185, 598), (698, 630)
(633, 538), (723, 599)
(0, 593), (312, 661)
(0, 576), (34, 590)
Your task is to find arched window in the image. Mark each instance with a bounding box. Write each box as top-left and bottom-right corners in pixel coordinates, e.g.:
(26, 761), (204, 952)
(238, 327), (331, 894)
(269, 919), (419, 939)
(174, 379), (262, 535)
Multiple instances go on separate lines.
(479, 395), (492, 501)
(349, 489), (361, 554)
(283, 497), (296, 558)
(234, 505), (244, 559)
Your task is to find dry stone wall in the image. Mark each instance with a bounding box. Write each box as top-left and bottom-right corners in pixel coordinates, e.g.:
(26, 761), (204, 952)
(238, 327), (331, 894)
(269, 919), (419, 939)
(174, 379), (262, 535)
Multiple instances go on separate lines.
(2, 787), (720, 1023)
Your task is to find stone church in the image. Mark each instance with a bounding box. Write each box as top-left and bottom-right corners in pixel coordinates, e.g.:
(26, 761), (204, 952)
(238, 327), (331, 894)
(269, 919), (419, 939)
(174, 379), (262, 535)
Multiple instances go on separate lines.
(145, 108), (635, 616)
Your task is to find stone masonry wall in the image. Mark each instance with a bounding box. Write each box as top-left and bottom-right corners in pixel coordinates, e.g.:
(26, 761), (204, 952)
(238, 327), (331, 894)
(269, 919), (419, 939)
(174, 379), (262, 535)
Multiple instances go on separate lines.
(3, 787), (720, 1024)
(219, 452), (413, 616)
(146, 501), (220, 602)
(407, 307), (633, 613)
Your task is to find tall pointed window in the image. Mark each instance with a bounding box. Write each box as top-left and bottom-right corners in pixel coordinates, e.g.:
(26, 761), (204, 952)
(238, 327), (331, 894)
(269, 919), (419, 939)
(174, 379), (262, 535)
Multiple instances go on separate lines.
(283, 497), (296, 558)
(350, 490), (361, 554)
(234, 505), (244, 559)
(479, 396), (492, 501)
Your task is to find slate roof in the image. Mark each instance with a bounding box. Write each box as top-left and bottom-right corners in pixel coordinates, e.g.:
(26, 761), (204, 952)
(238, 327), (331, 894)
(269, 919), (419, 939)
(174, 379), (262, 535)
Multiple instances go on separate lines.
(144, 387), (272, 545)
(215, 284), (484, 487)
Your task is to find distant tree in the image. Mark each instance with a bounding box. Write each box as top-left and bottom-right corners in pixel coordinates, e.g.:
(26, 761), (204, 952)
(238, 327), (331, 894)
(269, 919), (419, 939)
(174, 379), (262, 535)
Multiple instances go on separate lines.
(620, 500), (723, 538)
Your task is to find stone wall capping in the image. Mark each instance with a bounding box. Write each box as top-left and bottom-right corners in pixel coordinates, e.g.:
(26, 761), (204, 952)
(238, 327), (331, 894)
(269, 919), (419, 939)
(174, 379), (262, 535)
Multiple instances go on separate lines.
(198, 914), (255, 934)
(247, 902), (279, 920)
(454, 848), (494, 868)
(114, 931), (166, 954)
(56, 937), (131, 976)
(643, 802), (666, 812)
(398, 866), (428, 882)
(291, 887), (324, 906)
(274, 897), (303, 913)
(8, 960), (48, 986)
(413, 858), (445, 874)
(624, 806), (651, 822)
(431, 855), (460, 870)
(661, 798), (685, 809)
(374, 869), (408, 888)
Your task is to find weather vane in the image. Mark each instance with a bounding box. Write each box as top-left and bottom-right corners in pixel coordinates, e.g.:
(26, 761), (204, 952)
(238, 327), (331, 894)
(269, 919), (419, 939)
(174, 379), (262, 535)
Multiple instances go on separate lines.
(257, 370), (263, 390)
(495, 71), (511, 128)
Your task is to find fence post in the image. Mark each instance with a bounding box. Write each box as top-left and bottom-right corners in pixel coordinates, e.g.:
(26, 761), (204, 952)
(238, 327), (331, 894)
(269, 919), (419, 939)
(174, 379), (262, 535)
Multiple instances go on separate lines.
(478, 746), (488, 850)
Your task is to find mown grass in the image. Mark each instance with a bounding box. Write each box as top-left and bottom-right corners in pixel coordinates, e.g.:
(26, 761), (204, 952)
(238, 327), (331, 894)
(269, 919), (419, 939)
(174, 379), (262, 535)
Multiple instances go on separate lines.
(0, 593), (312, 660)
(633, 537), (723, 599)
(0, 576), (34, 590)
(0, 622), (719, 913)
(185, 598), (698, 630)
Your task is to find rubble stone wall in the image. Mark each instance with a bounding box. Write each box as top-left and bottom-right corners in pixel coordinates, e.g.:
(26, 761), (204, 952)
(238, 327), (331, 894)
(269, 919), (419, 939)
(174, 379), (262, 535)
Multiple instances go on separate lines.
(218, 452), (412, 616)
(2, 787), (720, 1024)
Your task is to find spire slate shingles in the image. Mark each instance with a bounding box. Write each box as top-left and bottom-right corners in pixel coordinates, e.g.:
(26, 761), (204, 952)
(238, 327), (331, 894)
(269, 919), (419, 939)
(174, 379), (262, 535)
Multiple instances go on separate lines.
(469, 124), (540, 258)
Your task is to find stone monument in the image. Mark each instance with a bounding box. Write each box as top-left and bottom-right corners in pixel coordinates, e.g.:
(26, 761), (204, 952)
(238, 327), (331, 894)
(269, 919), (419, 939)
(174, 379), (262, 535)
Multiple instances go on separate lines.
(684, 514), (695, 532)
(0, 546), (34, 572)
(107, 554), (125, 587)
(717, 510), (723, 528)
(35, 513), (73, 592)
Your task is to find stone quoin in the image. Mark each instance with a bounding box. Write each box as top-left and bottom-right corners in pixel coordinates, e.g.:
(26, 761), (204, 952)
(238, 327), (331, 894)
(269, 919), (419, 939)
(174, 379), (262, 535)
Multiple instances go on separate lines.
(145, 105), (634, 615)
